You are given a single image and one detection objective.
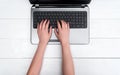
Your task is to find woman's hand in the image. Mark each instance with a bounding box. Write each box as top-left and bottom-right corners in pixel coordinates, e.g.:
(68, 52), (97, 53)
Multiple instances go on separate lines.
(37, 19), (52, 45)
(54, 20), (70, 45)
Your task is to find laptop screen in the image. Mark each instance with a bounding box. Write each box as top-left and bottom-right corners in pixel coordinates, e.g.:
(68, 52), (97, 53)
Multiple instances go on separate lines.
(29, 0), (91, 4)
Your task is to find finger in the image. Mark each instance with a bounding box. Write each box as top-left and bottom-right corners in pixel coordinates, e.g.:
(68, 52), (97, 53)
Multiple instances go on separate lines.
(61, 20), (66, 29)
(54, 28), (58, 38)
(39, 20), (44, 29)
(63, 20), (68, 29)
(67, 22), (70, 29)
(49, 26), (52, 35)
(45, 20), (50, 30)
(57, 20), (61, 30)
(42, 19), (47, 29)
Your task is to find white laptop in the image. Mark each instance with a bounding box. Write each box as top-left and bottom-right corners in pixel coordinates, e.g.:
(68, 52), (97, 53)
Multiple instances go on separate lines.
(29, 0), (91, 45)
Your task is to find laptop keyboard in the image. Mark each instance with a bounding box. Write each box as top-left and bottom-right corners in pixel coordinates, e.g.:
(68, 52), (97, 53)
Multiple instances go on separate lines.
(33, 11), (87, 28)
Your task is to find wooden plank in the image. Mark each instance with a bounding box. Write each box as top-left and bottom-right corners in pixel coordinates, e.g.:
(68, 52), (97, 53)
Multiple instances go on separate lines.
(0, 0), (31, 19)
(0, 59), (120, 75)
(90, 19), (120, 38)
(0, 0), (120, 19)
(0, 19), (120, 39)
(90, 0), (120, 19)
(0, 19), (30, 39)
(0, 39), (120, 58)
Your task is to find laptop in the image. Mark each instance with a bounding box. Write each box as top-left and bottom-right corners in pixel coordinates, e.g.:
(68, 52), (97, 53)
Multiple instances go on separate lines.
(29, 0), (91, 45)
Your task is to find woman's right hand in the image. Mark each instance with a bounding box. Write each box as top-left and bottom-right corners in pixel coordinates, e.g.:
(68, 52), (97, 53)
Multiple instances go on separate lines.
(54, 20), (70, 45)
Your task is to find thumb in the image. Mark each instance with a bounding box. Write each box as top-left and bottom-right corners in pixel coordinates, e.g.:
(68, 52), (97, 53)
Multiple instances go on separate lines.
(49, 26), (52, 36)
(54, 28), (58, 38)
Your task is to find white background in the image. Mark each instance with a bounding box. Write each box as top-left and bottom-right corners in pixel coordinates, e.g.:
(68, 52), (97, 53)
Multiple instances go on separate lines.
(0, 0), (120, 75)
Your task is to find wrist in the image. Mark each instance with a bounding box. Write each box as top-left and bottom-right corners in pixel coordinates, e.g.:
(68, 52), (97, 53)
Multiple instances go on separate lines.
(38, 42), (47, 47)
(61, 42), (70, 47)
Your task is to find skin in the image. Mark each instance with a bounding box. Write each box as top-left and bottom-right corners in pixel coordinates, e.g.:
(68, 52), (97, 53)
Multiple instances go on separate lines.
(27, 19), (74, 75)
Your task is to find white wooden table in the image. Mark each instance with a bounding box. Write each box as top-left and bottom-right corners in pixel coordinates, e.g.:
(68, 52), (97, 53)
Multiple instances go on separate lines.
(0, 0), (120, 75)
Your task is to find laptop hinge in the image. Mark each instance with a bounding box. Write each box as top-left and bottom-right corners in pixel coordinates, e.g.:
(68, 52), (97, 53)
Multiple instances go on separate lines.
(32, 4), (39, 8)
(32, 4), (87, 8)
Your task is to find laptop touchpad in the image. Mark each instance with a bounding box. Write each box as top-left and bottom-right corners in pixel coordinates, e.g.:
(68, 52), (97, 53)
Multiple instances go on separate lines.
(50, 29), (58, 42)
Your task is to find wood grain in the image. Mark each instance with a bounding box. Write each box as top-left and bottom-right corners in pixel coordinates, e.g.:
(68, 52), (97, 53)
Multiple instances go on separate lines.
(0, 59), (120, 75)
(0, 39), (120, 58)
